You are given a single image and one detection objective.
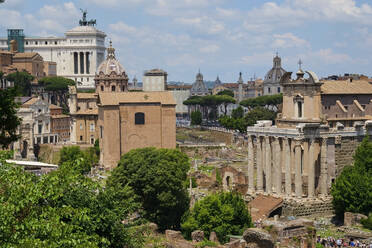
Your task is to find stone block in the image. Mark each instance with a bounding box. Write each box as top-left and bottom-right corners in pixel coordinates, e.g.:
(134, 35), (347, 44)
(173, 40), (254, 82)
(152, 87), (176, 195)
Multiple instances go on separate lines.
(344, 212), (367, 226)
(209, 231), (219, 243)
(243, 228), (275, 248)
(165, 230), (184, 241)
(191, 230), (204, 243)
(225, 239), (241, 248)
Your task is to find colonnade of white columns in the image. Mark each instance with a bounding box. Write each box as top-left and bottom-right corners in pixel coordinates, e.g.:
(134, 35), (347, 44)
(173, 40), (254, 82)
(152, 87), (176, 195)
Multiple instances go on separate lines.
(247, 135), (328, 198)
(74, 52), (91, 75)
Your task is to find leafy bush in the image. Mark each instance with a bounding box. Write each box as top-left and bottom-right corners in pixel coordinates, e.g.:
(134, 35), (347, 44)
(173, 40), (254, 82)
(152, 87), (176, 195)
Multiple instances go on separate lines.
(0, 161), (143, 247)
(191, 110), (202, 125)
(107, 148), (190, 230)
(196, 239), (218, 247)
(181, 192), (252, 244)
(6, 71), (34, 96)
(331, 136), (372, 218)
(0, 87), (21, 148)
(59, 146), (97, 174)
(217, 89), (234, 97)
(361, 213), (372, 230)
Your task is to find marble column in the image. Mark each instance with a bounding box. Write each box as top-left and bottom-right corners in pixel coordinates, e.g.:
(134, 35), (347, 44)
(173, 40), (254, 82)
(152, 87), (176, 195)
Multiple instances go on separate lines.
(274, 137), (282, 195)
(265, 136), (272, 194)
(284, 138), (292, 196)
(247, 136), (254, 193)
(256, 137), (263, 192)
(320, 138), (328, 196)
(294, 139), (302, 198)
(308, 139), (315, 198)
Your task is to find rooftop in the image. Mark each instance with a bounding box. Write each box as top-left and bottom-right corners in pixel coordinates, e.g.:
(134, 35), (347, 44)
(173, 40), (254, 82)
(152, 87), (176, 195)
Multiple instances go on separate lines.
(77, 93), (97, 99)
(98, 91), (176, 106)
(321, 80), (372, 95)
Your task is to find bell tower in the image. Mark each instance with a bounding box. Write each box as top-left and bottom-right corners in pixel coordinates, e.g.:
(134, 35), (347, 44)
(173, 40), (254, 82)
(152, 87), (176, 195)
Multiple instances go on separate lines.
(277, 60), (324, 128)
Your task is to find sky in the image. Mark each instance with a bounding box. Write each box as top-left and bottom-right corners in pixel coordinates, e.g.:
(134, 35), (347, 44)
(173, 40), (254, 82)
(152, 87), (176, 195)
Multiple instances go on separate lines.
(1, 0), (372, 84)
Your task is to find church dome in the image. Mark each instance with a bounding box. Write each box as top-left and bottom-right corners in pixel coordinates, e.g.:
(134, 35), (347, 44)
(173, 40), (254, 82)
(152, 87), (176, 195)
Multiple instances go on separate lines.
(264, 55), (286, 85)
(97, 41), (126, 76)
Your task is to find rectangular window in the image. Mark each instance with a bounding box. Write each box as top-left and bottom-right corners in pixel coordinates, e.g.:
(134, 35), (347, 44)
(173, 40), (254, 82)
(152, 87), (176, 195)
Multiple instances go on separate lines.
(50, 136), (54, 143)
(277, 87), (281, 93)
(90, 123), (95, 132)
(135, 112), (145, 125)
(43, 136), (48, 144)
(100, 126), (103, 139)
(298, 102), (303, 118)
(38, 124), (43, 134)
(80, 135), (83, 141)
(80, 123), (83, 130)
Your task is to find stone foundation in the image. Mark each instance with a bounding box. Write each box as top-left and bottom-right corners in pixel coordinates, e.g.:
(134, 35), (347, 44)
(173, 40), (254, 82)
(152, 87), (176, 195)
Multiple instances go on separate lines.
(282, 199), (334, 217)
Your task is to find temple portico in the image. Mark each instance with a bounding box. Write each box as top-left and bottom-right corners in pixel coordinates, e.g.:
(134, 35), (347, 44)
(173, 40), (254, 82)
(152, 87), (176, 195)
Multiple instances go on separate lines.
(246, 121), (372, 200)
(247, 123), (328, 199)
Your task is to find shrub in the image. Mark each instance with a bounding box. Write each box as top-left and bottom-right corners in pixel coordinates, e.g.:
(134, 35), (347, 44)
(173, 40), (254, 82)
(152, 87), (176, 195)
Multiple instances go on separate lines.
(181, 192), (252, 244)
(191, 110), (202, 125)
(107, 148), (190, 230)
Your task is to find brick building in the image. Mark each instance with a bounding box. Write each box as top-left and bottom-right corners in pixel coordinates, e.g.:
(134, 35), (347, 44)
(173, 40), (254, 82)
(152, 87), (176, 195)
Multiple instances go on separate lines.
(98, 92), (176, 169)
(50, 104), (70, 143)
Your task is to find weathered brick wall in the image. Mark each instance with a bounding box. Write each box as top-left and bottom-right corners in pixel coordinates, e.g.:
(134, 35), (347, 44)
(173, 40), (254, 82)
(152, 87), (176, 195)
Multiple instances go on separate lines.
(334, 136), (363, 176)
(282, 200), (334, 217)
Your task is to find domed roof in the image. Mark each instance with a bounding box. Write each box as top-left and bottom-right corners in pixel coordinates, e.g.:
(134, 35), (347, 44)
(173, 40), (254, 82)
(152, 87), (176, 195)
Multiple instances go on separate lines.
(191, 70), (208, 95)
(264, 55), (286, 85)
(96, 41), (126, 76)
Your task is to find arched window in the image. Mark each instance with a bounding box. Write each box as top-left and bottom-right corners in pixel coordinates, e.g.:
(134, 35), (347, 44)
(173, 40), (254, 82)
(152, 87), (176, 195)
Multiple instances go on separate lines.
(111, 85), (116, 92)
(135, 112), (145, 125)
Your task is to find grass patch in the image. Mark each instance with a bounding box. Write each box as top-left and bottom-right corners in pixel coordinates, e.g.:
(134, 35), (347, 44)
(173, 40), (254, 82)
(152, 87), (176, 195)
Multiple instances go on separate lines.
(196, 239), (218, 248)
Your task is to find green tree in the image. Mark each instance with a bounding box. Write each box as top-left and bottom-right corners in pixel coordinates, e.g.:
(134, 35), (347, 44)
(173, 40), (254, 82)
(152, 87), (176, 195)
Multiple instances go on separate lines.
(0, 87), (21, 148)
(181, 192), (252, 243)
(0, 160), (144, 247)
(217, 89), (234, 97)
(191, 110), (202, 125)
(107, 147), (190, 230)
(39, 76), (75, 112)
(232, 106), (244, 119)
(331, 136), (372, 218)
(59, 146), (97, 174)
(240, 94), (282, 111)
(244, 107), (276, 126)
(6, 71), (34, 96)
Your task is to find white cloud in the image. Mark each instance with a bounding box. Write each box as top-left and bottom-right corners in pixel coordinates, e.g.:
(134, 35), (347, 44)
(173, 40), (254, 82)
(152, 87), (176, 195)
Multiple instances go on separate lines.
(199, 44), (220, 53)
(175, 16), (224, 35)
(109, 21), (137, 34)
(81, 0), (144, 7)
(215, 7), (239, 18)
(309, 49), (353, 64)
(243, 0), (372, 33)
(0, 2), (80, 35)
(272, 33), (310, 49)
(240, 52), (276, 66)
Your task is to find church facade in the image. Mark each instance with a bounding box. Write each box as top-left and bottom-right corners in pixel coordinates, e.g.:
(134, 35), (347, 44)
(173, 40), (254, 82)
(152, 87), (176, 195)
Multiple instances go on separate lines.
(246, 69), (372, 201)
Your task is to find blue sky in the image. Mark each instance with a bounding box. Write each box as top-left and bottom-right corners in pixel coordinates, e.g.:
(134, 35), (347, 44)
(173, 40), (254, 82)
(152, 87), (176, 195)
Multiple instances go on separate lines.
(1, 0), (372, 83)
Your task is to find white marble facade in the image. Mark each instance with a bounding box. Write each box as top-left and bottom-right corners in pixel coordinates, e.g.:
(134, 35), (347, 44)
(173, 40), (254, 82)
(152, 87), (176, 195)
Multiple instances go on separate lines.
(0, 26), (106, 89)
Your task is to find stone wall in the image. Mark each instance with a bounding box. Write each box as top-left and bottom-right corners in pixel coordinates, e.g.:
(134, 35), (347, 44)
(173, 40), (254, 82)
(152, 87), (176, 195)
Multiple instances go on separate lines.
(334, 136), (363, 177)
(282, 200), (334, 217)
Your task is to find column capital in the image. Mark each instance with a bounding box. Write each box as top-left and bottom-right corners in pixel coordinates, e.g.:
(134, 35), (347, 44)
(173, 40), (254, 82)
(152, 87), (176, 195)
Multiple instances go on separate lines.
(321, 137), (328, 145)
(294, 139), (302, 147)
